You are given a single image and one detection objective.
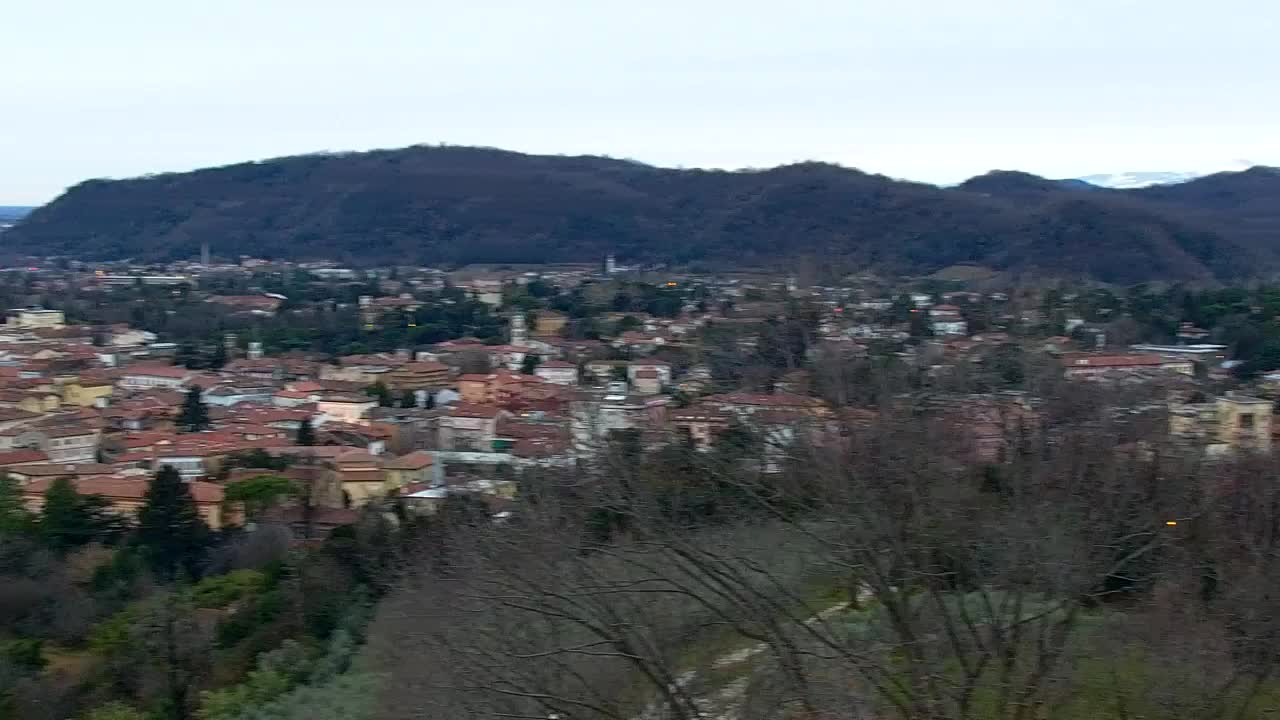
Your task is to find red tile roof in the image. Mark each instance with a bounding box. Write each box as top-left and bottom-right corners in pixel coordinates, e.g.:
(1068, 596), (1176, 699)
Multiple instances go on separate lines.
(0, 449), (48, 466)
(448, 403), (502, 419)
(122, 364), (193, 379)
(24, 475), (224, 504)
(383, 450), (434, 470)
(1060, 354), (1166, 368)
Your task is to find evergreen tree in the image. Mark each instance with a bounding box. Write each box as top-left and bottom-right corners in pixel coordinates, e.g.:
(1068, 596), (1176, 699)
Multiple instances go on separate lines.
(175, 341), (201, 369)
(209, 341), (228, 370)
(177, 387), (210, 433)
(520, 353), (542, 375)
(424, 392), (436, 410)
(365, 381), (393, 407)
(399, 389), (418, 408)
(296, 417), (316, 446)
(137, 466), (210, 581)
(0, 473), (31, 536)
(39, 476), (107, 552)
(224, 474), (296, 521)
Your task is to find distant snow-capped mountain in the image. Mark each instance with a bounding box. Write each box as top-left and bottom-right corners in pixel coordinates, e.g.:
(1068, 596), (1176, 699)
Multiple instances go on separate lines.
(1074, 171), (1204, 189)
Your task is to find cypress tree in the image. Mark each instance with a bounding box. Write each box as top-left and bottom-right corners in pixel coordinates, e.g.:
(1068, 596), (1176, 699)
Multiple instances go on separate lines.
(177, 387), (210, 433)
(296, 417), (316, 446)
(137, 466), (209, 581)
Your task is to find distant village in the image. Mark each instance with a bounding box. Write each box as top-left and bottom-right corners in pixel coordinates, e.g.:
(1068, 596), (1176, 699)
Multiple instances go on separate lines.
(0, 251), (1273, 535)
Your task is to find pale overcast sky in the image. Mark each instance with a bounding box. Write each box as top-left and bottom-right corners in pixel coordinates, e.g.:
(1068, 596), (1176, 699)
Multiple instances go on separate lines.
(2, 0), (1278, 204)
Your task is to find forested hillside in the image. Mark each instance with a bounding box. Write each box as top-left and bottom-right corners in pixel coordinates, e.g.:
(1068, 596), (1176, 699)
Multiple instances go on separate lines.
(6, 147), (1280, 282)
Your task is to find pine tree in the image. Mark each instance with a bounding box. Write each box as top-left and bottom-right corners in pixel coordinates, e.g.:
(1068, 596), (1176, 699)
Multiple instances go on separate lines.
(137, 466), (209, 582)
(520, 353), (542, 375)
(177, 387), (210, 433)
(39, 476), (97, 552)
(424, 392), (436, 410)
(400, 389), (418, 408)
(0, 473), (31, 536)
(296, 417), (316, 446)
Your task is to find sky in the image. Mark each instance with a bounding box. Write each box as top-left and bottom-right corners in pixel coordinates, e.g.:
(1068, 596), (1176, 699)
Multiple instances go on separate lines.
(2, 0), (1279, 204)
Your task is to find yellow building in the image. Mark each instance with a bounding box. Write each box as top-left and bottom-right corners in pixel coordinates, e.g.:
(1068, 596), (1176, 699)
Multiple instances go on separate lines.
(534, 310), (569, 337)
(1215, 393), (1272, 453)
(383, 451), (434, 489)
(58, 379), (114, 407)
(18, 393), (60, 414)
(1170, 392), (1273, 455)
(6, 307), (65, 329)
(22, 476), (232, 529)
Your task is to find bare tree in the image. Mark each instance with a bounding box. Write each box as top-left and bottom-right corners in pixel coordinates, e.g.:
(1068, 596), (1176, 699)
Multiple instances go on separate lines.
(368, 382), (1280, 720)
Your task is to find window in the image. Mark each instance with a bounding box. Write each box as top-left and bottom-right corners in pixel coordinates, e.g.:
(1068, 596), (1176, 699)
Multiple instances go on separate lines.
(1240, 414), (1256, 430)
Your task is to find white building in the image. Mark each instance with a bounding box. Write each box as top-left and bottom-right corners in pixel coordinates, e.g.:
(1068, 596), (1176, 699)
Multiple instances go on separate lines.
(118, 365), (196, 390)
(627, 360), (673, 386)
(315, 394), (378, 426)
(534, 360), (579, 386)
(7, 307), (65, 329)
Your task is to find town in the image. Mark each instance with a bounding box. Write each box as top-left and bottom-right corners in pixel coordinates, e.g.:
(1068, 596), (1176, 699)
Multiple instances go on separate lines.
(1, 251), (1276, 535)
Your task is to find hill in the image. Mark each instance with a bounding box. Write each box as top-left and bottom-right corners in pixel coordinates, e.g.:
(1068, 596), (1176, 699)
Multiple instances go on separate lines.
(5, 147), (1279, 282)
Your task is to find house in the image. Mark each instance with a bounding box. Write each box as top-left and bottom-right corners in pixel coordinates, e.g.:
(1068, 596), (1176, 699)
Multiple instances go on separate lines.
(456, 374), (493, 404)
(929, 305), (968, 336)
(384, 361), (451, 392)
(153, 445), (231, 480)
(108, 327), (157, 347)
(118, 364), (198, 390)
(315, 393), (378, 426)
(1130, 344), (1228, 364)
(398, 484), (450, 515)
(333, 450), (387, 507)
(1216, 394), (1272, 452)
(12, 389), (60, 414)
(203, 383), (275, 407)
(1059, 353), (1194, 379)
(533, 360), (578, 386)
(382, 451), (435, 489)
(533, 310), (569, 336)
(456, 370), (539, 405)
(367, 406), (445, 453)
(319, 358), (394, 385)
(670, 407), (731, 451)
(570, 390), (669, 455)
(318, 421), (391, 455)
(58, 374), (114, 407)
(205, 295), (284, 316)
(1176, 322), (1213, 343)
(0, 407), (41, 434)
(438, 404), (504, 451)
(627, 360), (673, 386)
(484, 345), (533, 372)
(32, 425), (101, 463)
(272, 389), (316, 407)
(1170, 392), (1274, 455)
(584, 360), (628, 383)
(632, 369), (662, 395)
(6, 463), (116, 485)
(6, 307), (65, 330)
(22, 475), (232, 529)
(613, 331), (667, 354)
(0, 449), (48, 468)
